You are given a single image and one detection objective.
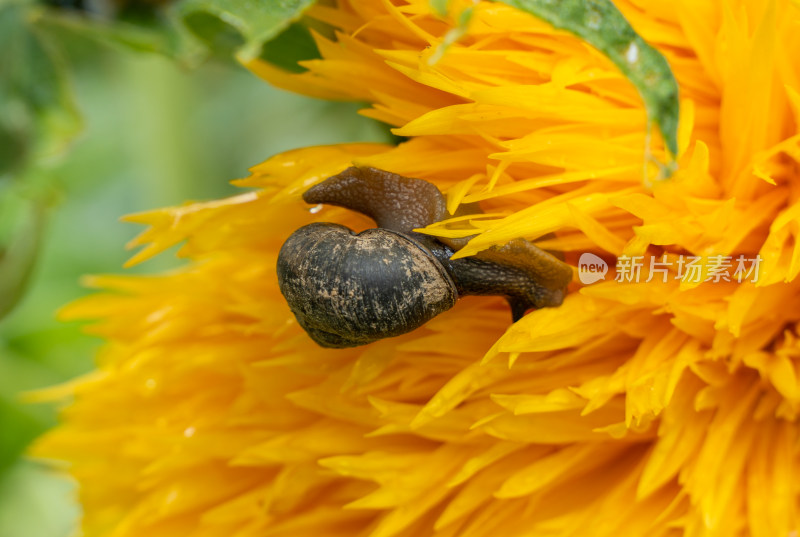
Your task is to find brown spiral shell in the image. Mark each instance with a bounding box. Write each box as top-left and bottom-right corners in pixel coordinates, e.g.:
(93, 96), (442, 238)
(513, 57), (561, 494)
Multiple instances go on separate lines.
(277, 222), (457, 348)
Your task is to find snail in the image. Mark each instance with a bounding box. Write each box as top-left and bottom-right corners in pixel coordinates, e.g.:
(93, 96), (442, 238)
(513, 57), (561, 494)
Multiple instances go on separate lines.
(277, 167), (573, 348)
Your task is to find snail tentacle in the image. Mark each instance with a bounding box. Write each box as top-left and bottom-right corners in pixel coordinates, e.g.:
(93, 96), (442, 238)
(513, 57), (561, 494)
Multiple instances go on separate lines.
(303, 166), (447, 232)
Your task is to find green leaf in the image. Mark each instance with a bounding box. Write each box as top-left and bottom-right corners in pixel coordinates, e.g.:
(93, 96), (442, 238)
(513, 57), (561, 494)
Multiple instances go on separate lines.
(259, 21), (319, 73)
(40, 0), (319, 67)
(495, 0), (680, 172)
(0, 3), (82, 178)
(37, 8), (207, 67)
(175, 0), (317, 61)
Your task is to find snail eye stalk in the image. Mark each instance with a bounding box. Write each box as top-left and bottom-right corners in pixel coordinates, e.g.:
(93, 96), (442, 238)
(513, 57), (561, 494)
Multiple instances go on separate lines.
(302, 167), (448, 233)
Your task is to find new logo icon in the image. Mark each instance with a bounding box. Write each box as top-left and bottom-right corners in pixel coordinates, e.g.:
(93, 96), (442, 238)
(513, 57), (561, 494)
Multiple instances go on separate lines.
(578, 253), (608, 284)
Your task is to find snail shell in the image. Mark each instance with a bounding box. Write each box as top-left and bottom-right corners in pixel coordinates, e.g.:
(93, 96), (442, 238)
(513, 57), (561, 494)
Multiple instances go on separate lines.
(277, 222), (457, 348)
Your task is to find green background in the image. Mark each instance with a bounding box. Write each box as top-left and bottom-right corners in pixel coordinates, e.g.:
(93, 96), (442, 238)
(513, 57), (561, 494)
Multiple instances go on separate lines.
(0, 30), (387, 536)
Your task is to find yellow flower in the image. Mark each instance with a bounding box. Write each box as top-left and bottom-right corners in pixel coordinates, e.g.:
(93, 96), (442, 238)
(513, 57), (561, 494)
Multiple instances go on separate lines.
(34, 0), (800, 536)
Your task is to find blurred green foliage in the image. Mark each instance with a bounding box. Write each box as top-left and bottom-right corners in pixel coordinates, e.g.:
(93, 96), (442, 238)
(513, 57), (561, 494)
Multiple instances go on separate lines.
(0, 0), (81, 179)
(0, 8), (389, 536)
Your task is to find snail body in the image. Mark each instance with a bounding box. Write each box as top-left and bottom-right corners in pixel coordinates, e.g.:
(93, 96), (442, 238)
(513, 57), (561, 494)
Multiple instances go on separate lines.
(277, 167), (573, 348)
